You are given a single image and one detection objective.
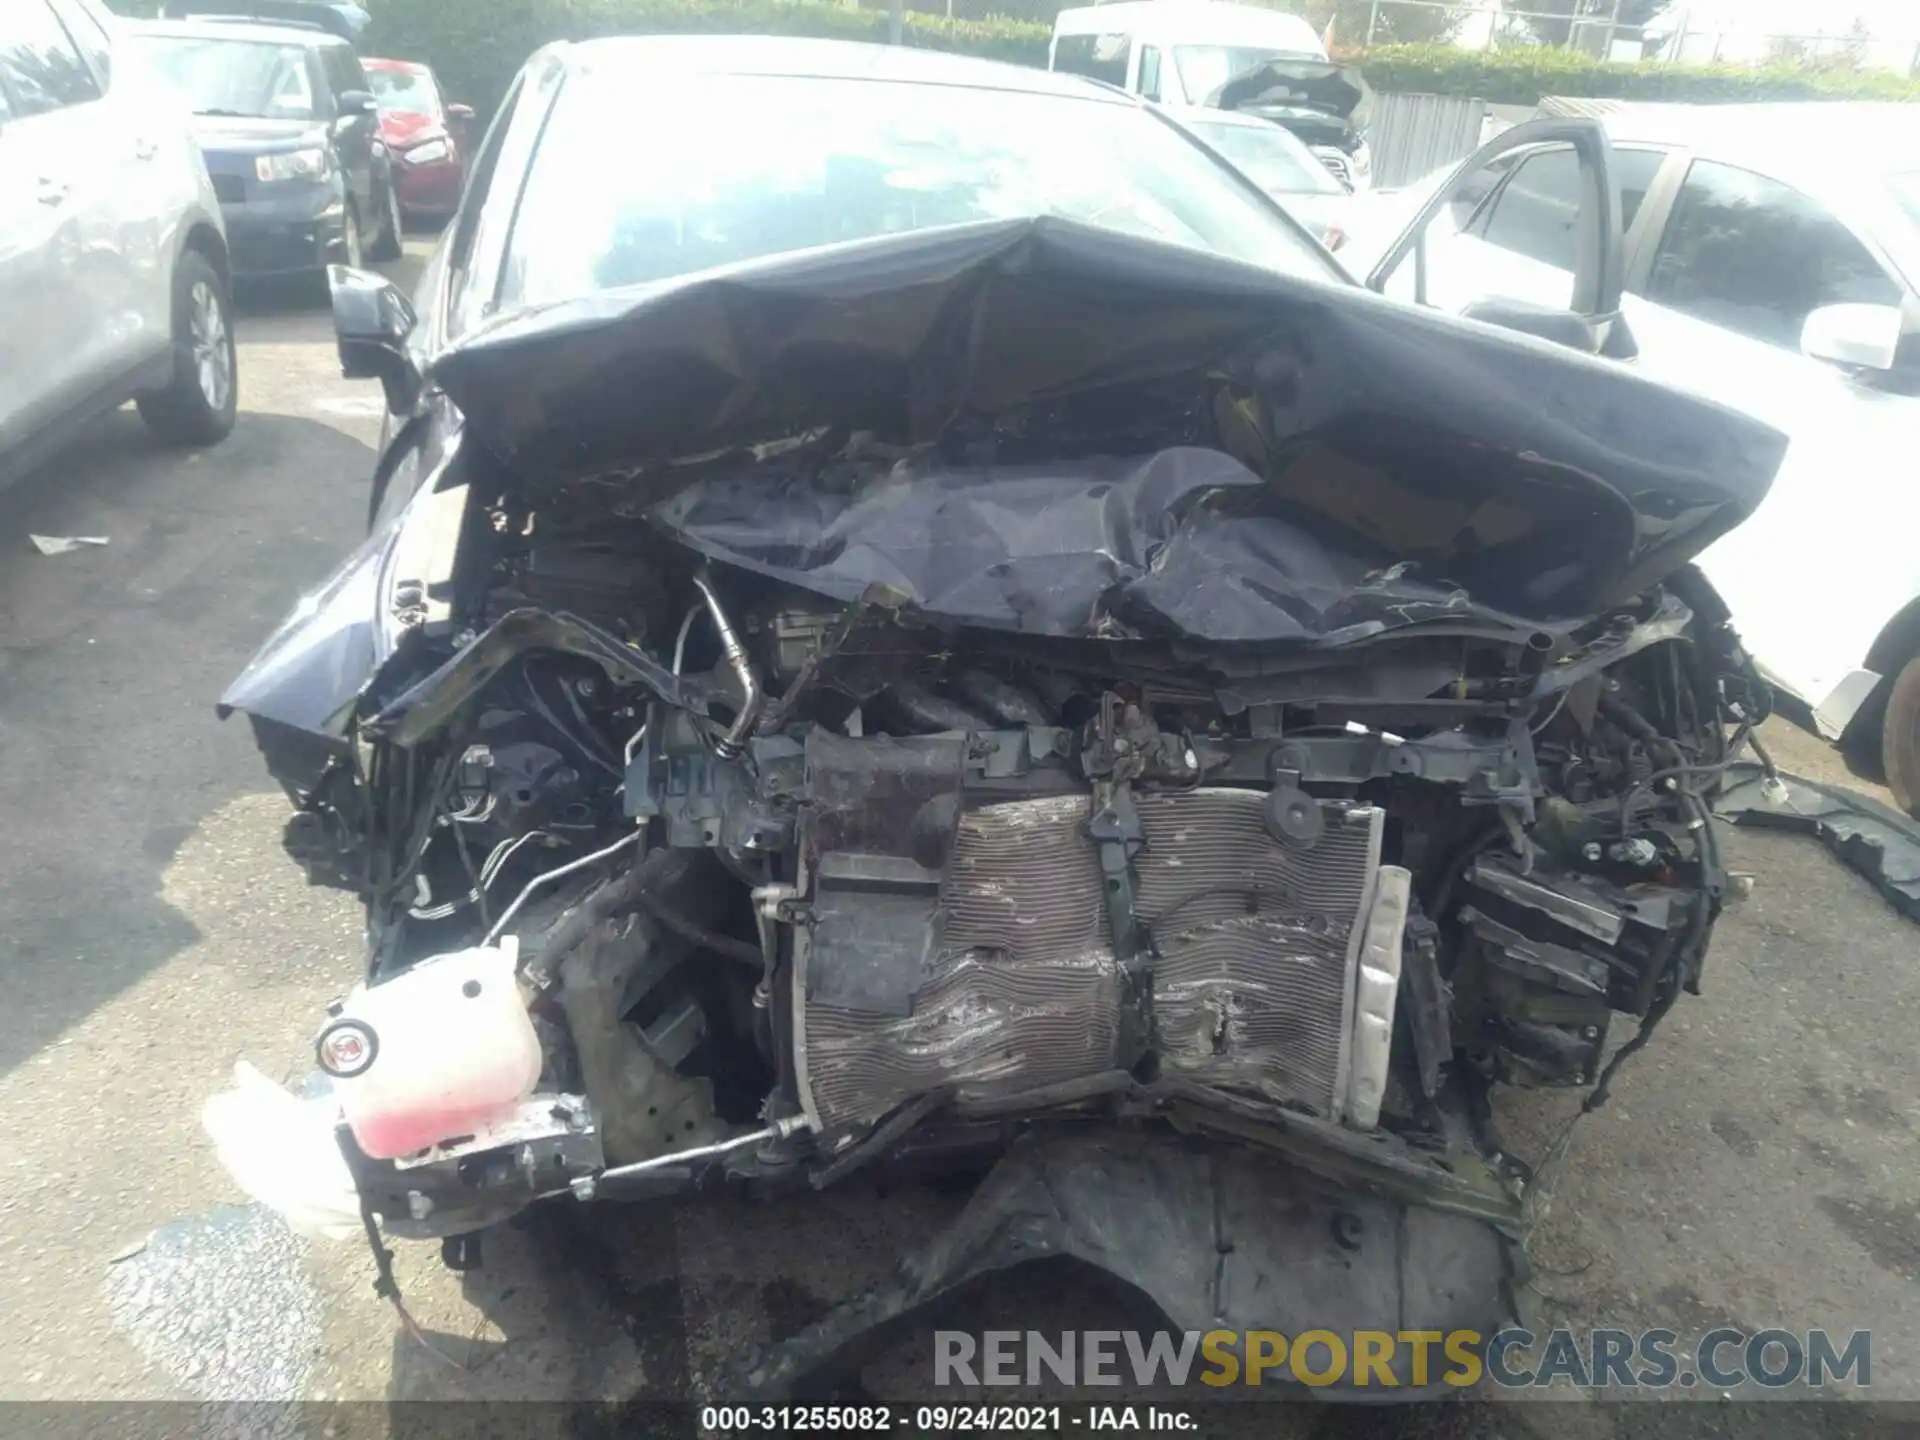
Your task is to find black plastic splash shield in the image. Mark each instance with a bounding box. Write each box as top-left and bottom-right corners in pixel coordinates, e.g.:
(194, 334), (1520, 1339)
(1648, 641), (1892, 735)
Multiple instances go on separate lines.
(727, 1128), (1517, 1400)
(1715, 763), (1920, 922)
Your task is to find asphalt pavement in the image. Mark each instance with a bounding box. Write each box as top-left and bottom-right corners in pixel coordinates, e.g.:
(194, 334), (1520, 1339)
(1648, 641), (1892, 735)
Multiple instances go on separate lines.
(0, 245), (1914, 1435)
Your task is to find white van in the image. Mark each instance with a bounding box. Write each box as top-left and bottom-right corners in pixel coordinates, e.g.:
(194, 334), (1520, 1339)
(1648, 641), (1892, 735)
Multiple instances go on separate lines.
(1050, 0), (1371, 188)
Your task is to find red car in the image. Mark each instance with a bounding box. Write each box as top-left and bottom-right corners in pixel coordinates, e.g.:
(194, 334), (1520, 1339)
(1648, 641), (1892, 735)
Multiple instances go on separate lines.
(364, 58), (473, 224)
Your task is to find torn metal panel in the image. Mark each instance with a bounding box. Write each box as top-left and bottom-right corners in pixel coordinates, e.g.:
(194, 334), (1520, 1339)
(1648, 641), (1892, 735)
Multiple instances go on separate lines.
(1716, 764), (1920, 922)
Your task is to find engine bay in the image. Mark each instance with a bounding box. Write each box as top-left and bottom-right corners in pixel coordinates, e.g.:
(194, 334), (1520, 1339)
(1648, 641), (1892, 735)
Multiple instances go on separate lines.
(259, 465), (1758, 1250)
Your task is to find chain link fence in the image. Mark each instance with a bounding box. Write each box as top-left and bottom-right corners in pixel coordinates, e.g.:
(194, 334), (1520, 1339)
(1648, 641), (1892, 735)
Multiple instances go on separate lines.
(1348, 0), (1920, 76)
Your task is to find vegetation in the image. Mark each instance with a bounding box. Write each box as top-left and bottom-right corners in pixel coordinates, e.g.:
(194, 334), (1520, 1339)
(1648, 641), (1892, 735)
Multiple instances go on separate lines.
(357, 0), (1051, 118)
(1349, 40), (1920, 103)
(108, 0), (1918, 119)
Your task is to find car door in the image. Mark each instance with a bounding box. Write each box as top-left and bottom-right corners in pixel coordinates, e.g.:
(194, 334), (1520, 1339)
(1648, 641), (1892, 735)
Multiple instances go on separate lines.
(48, 0), (176, 378)
(1623, 158), (1920, 717)
(0, 0), (119, 455)
(1373, 141), (1671, 318)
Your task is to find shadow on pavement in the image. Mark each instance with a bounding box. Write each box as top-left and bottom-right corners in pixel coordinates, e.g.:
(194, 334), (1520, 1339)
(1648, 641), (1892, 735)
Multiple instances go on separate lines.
(0, 409), (372, 1076)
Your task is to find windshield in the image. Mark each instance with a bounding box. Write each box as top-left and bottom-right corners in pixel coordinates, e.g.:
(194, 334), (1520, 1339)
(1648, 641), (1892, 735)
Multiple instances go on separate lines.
(369, 64), (441, 118)
(501, 71), (1338, 306)
(134, 35), (315, 120)
(1172, 46), (1320, 107)
(1190, 120), (1344, 196)
(1886, 172), (1920, 231)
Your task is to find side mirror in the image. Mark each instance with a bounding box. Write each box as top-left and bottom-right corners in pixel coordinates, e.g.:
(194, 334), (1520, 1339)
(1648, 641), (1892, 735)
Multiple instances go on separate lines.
(1365, 117), (1626, 356)
(329, 264), (421, 412)
(446, 102), (475, 122)
(1801, 303), (1902, 372)
(338, 89), (378, 119)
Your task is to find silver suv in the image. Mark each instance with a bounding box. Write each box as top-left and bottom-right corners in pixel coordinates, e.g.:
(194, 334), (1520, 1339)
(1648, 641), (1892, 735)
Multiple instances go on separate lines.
(0, 0), (237, 489)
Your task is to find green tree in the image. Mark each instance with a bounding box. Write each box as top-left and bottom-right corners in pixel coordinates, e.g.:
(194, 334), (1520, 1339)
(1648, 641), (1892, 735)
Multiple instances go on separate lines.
(1309, 0), (1461, 48)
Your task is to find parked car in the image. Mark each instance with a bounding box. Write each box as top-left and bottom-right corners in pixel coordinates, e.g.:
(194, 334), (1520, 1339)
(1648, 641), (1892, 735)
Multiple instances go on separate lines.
(127, 15), (402, 283)
(1341, 103), (1920, 815)
(0, 0), (237, 488)
(1051, 0), (1371, 189)
(363, 57), (472, 224)
(1181, 107), (1353, 248)
(206, 40), (1788, 1396)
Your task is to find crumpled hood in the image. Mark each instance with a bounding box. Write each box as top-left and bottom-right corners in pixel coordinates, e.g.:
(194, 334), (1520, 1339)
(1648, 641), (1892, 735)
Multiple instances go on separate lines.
(428, 216), (1785, 639)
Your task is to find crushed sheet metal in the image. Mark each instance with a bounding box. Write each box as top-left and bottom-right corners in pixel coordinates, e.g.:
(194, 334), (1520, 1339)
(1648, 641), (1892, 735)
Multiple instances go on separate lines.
(1715, 763), (1920, 922)
(432, 216), (1788, 634)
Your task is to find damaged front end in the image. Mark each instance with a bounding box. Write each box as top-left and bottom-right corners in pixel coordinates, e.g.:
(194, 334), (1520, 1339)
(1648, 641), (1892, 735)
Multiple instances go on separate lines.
(213, 219), (1786, 1394)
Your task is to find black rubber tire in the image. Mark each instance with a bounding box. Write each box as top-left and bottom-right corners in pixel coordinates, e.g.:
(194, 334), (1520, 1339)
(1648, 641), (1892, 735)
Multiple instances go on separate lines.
(367, 177), (404, 263)
(135, 248), (238, 447)
(1881, 654), (1920, 817)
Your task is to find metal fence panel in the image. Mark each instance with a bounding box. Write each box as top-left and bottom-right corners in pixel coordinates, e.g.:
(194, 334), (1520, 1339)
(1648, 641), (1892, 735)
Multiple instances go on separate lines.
(1368, 92), (1489, 189)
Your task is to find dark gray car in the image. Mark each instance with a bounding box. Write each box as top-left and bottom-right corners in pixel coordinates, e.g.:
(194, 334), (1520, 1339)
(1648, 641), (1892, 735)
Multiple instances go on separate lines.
(129, 17), (401, 281)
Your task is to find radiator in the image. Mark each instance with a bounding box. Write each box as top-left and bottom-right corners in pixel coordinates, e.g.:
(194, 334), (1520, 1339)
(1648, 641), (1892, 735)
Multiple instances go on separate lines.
(794, 789), (1384, 1131)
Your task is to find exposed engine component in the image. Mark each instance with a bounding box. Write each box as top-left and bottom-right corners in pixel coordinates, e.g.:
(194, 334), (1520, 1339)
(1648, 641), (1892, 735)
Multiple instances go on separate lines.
(258, 556), (1743, 1250)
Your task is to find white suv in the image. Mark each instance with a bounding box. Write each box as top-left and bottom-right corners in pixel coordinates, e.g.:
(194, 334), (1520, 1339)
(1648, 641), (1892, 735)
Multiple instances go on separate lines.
(0, 0), (237, 488)
(1346, 105), (1920, 815)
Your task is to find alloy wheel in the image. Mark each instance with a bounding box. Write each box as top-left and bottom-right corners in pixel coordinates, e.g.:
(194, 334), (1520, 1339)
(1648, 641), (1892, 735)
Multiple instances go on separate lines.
(190, 280), (232, 413)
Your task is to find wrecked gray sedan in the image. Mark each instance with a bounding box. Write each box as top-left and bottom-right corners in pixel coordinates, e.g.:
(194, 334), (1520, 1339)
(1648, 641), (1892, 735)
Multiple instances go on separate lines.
(209, 37), (1790, 1395)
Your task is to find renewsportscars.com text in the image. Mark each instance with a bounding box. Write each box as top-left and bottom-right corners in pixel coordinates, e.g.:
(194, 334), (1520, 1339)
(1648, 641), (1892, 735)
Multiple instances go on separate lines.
(934, 1327), (1872, 1390)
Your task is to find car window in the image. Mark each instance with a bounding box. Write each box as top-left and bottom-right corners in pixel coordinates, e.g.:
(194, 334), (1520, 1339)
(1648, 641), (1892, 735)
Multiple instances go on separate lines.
(134, 34), (316, 120)
(1053, 33), (1129, 88)
(370, 64), (441, 118)
(0, 0), (104, 116)
(1192, 120), (1345, 197)
(1474, 145), (1664, 270)
(1137, 44), (1162, 102)
(502, 71), (1339, 307)
(46, 0), (111, 88)
(1647, 159), (1903, 349)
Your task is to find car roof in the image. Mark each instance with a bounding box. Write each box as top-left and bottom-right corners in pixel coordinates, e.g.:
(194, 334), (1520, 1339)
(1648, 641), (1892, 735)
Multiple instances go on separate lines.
(363, 56), (430, 73)
(553, 34), (1132, 103)
(128, 17), (340, 47)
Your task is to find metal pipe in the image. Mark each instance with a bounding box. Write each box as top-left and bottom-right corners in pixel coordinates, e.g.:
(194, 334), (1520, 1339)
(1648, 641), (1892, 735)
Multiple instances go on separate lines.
(691, 571), (764, 761)
(485, 830), (641, 946)
(571, 1114), (812, 1198)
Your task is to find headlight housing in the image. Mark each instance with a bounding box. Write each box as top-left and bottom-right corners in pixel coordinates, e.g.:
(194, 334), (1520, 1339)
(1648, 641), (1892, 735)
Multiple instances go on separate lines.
(255, 148), (333, 184)
(404, 139), (450, 166)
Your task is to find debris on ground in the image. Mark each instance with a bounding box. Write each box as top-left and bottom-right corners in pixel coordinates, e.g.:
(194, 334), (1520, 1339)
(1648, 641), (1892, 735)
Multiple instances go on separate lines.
(29, 534), (109, 556)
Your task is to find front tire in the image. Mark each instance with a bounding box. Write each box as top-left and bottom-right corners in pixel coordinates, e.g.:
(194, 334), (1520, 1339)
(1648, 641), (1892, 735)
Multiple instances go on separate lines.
(1880, 655), (1920, 817)
(136, 249), (237, 447)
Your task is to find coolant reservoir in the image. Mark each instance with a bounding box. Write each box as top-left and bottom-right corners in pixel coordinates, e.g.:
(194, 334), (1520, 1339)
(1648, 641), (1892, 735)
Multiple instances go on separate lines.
(316, 940), (542, 1161)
